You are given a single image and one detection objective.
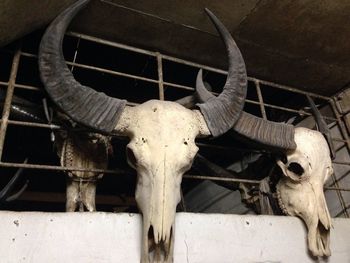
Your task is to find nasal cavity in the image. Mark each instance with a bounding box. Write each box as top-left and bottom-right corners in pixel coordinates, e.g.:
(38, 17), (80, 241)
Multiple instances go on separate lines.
(148, 225), (156, 252)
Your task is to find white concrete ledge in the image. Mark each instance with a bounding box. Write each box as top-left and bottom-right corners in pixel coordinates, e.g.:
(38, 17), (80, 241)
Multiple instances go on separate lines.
(0, 211), (349, 262)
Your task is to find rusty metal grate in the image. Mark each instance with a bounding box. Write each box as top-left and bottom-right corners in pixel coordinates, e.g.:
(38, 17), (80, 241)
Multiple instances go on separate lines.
(0, 30), (349, 217)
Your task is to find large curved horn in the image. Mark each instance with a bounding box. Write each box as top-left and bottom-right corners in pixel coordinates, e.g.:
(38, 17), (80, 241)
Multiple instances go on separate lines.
(196, 9), (247, 137)
(196, 73), (296, 150)
(306, 95), (335, 159)
(39, 0), (126, 133)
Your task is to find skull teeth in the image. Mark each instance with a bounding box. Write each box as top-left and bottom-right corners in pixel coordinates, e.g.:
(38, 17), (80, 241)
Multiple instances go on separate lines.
(276, 184), (290, 216)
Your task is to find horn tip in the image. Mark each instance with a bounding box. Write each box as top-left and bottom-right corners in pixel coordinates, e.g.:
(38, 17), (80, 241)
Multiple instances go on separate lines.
(196, 69), (203, 79)
(204, 8), (214, 18)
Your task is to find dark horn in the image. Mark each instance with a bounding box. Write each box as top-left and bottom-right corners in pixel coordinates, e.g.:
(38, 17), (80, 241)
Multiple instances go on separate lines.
(39, 0), (126, 133)
(175, 95), (196, 108)
(196, 9), (247, 137)
(175, 79), (212, 108)
(306, 95), (336, 159)
(196, 71), (296, 150)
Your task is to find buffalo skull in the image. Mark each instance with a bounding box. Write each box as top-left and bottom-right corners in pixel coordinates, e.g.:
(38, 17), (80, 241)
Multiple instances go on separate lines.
(196, 67), (334, 257)
(276, 126), (332, 257)
(275, 97), (334, 257)
(38, 0), (248, 262)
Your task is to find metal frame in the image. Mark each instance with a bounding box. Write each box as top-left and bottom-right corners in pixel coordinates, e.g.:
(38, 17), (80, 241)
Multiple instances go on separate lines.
(0, 31), (349, 217)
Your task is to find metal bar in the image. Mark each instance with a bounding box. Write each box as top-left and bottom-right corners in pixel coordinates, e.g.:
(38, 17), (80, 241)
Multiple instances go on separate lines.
(164, 81), (194, 91)
(0, 161), (131, 175)
(162, 54), (226, 74)
(0, 160), (266, 187)
(196, 142), (261, 153)
(0, 81), (40, 91)
(257, 79), (330, 100)
(183, 174), (261, 184)
(324, 187), (350, 192)
(333, 160), (350, 165)
(12, 83), (40, 91)
(20, 51), (36, 58)
(66, 61), (159, 84)
(255, 80), (267, 119)
(156, 52), (164, 100)
(333, 138), (348, 143)
(0, 161), (261, 184)
(0, 48), (21, 160)
(7, 120), (61, 129)
(335, 203), (350, 218)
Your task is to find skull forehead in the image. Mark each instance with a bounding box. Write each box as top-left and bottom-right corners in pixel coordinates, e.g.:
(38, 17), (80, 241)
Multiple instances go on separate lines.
(294, 127), (327, 150)
(131, 100), (199, 140)
(289, 127), (330, 162)
(283, 127), (332, 183)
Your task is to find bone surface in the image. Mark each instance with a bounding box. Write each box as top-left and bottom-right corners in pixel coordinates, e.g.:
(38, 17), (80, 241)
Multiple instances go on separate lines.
(56, 132), (110, 212)
(276, 127), (333, 257)
(117, 100), (207, 263)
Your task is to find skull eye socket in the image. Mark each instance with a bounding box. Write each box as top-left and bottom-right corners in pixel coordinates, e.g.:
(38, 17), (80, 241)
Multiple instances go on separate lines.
(287, 162), (304, 176)
(126, 146), (137, 169)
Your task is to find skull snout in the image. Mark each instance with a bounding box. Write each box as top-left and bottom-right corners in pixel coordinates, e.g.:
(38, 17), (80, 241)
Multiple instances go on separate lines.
(135, 157), (182, 263)
(135, 166), (181, 241)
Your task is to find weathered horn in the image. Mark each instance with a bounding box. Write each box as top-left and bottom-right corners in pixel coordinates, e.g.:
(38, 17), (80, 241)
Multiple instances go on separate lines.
(306, 95), (336, 159)
(39, 0), (126, 133)
(196, 9), (247, 137)
(196, 72), (297, 150)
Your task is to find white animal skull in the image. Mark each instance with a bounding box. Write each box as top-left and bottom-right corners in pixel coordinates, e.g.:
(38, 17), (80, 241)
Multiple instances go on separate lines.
(276, 127), (332, 257)
(117, 101), (209, 262)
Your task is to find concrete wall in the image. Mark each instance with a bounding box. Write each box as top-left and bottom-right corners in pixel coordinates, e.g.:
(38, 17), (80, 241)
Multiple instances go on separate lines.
(0, 211), (349, 263)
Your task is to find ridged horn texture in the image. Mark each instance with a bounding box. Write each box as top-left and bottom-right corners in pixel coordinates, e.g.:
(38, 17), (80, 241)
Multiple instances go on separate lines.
(196, 72), (297, 150)
(39, 0), (126, 133)
(306, 95), (335, 159)
(196, 9), (247, 137)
